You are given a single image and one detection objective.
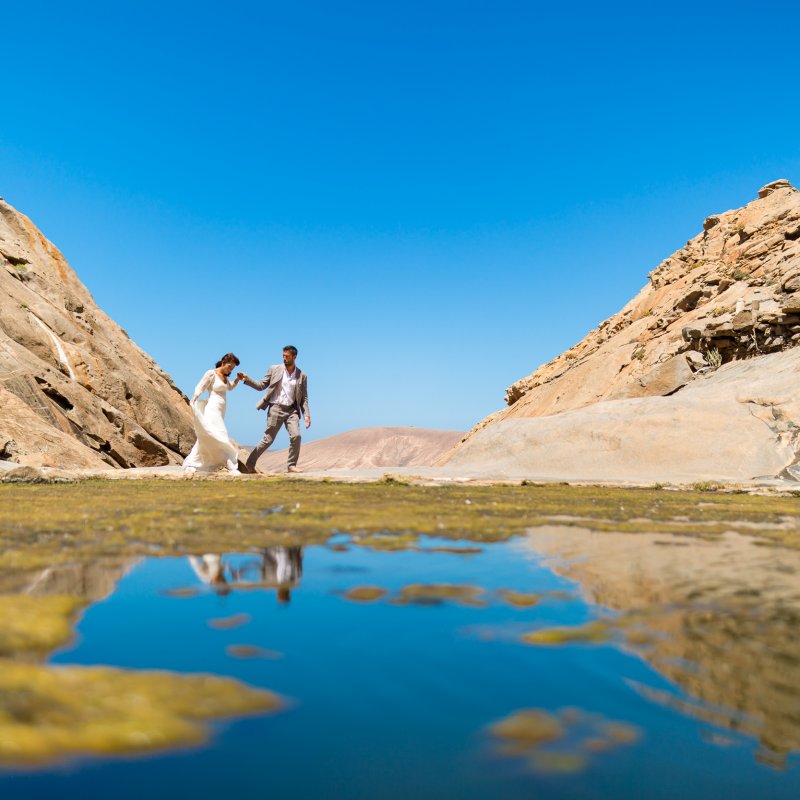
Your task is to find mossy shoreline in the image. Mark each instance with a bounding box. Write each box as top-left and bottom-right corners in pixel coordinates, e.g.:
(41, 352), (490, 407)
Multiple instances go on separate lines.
(1, 479), (799, 575)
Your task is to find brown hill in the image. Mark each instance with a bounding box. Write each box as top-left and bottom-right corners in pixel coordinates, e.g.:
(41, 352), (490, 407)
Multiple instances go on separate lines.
(440, 179), (800, 480)
(0, 198), (194, 469)
(248, 427), (464, 472)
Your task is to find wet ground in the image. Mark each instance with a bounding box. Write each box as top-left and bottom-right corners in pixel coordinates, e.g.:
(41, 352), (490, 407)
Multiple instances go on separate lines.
(0, 480), (798, 798)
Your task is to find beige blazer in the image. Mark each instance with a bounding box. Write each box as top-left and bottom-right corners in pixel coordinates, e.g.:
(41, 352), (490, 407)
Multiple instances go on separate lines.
(244, 365), (310, 419)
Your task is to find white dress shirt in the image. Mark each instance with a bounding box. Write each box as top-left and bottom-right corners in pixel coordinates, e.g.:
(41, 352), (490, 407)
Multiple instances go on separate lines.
(278, 367), (298, 406)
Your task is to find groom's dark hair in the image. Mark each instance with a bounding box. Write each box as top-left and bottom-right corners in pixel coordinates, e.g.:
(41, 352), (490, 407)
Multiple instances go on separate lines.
(283, 345), (298, 357)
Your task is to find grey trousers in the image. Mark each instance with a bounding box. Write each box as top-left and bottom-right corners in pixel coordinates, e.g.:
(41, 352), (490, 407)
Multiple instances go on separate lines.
(246, 405), (301, 471)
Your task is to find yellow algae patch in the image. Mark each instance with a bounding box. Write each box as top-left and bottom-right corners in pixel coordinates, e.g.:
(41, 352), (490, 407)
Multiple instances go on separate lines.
(599, 721), (641, 744)
(161, 587), (201, 598)
(521, 620), (612, 646)
(582, 737), (613, 752)
(0, 594), (83, 655)
(489, 709), (564, 753)
(226, 645), (284, 660)
(529, 751), (588, 774)
(497, 590), (541, 608)
(208, 613), (251, 630)
(353, 533), (419, 551)
(343, 586), (388, 603)
(393, 583), (487, 607)
(0, 660), (282, 765)
(487, 706), (640, 774)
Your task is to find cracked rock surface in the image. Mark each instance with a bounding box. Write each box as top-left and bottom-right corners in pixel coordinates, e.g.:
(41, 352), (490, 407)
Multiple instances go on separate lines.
(0, 198), (194, 469)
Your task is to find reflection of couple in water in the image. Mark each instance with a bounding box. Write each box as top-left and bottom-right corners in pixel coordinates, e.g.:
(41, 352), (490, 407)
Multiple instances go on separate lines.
(188, 546), (303, 603)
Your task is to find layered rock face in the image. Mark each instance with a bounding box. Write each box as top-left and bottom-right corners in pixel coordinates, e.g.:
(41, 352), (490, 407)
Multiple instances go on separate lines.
(0, 198), (194, 469)
(441, 180), (800, 480)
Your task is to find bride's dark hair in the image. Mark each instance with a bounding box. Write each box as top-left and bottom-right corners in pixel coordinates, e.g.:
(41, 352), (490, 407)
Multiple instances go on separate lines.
(216, 353), (241, 368)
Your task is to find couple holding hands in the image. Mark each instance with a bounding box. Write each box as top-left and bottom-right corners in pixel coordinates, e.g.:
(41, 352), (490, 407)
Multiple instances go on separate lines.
(183, 345), (311, 476)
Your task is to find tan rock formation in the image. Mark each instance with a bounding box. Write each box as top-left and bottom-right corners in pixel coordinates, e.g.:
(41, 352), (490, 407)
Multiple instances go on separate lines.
(445, 180), (800, 458)
(440, 181), (800, 481)
(441, 347), (800, 483)
(249, 426), (463, 472)
(0, 198), (194, 469)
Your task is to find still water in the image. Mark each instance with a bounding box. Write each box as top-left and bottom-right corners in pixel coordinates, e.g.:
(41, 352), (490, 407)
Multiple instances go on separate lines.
(2, 531), (799, 799)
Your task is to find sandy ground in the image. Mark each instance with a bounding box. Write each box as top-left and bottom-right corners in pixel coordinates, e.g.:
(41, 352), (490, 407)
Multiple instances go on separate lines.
(2, 459), (799, 494)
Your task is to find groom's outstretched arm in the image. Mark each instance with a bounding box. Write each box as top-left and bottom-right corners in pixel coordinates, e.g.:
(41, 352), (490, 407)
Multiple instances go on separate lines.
(239, 369), (271, 392)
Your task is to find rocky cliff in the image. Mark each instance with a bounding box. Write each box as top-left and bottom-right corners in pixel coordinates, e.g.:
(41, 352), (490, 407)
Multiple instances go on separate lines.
(0, 198), (194, 469)
(442, 180), (800, 470)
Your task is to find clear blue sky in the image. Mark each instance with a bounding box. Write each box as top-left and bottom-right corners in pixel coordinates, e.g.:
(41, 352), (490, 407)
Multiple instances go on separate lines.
(2, 1), (798, 446)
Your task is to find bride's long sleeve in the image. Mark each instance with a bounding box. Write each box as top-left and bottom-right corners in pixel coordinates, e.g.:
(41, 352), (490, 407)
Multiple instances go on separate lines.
(190, 370), (215, 405)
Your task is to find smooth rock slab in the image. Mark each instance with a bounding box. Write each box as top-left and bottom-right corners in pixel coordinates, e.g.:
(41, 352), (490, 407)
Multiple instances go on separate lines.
(444, 349), (800, 484)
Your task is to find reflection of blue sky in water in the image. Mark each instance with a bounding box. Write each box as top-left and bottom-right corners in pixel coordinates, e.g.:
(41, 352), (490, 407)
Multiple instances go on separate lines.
(1, 538), (797, 799)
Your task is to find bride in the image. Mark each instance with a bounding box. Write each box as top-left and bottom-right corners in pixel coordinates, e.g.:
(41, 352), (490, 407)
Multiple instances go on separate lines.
(183, 353), (242, 475)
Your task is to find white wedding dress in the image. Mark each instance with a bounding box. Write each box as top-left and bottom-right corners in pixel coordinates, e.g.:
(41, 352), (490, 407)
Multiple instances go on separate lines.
(183, 369), (240, 474)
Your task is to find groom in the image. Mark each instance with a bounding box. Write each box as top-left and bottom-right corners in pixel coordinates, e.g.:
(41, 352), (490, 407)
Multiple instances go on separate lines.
(238, 345), (311, 474)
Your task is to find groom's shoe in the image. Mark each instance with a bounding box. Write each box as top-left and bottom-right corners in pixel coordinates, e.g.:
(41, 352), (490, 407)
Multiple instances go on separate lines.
(237, 459), (255, 475)
(287, 466), (304, 473)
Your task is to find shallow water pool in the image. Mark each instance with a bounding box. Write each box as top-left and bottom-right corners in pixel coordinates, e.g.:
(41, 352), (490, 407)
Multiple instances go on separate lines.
(2, 530), (798, 799)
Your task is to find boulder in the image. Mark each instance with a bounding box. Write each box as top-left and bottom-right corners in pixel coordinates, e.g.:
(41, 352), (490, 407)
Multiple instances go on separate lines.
(685, 351), (708, 370)
(731, 310), (756, 330)
(626, 355), (695, 399)
(758, 179), (794, 198)
(782, 269), (800, 293)
(782, 293), (800, 314)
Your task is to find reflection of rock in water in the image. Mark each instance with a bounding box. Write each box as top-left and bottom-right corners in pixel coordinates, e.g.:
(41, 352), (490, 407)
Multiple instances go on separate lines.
(23, 559), (140, 601)
(527, 527), (800, 767)
(0, 559), (139, 601)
